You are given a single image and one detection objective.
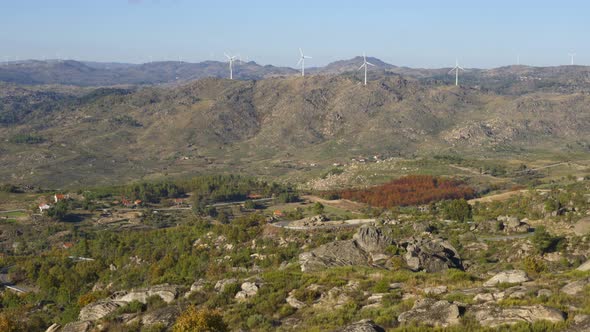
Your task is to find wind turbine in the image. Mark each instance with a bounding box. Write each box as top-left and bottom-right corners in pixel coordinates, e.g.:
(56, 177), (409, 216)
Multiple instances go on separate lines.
(449, 59), (465, 86)
(224, 53), (239, 80)
(568, 52), (576, 65)
(358, 52), (375, 86)
(297, 48), (311, 77)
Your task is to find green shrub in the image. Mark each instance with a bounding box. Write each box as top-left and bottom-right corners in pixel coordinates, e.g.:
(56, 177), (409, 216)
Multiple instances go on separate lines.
(9, 133), (45, 144)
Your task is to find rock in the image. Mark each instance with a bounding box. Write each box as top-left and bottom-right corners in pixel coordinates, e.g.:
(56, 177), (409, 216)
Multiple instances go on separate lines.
(235, 281), (259, 300)
(471, 304), (565, 327)
(483, 270), (530, 287)
(574, 314), (590, 324)
(141, 307), (179, 327)
(45, 323), (61, 332)
(299, 240), (369, 272)
(537, 289), (552, 298)
(353, 225), (396, 253)
(336, 319), (386, 332)
(299, 226), (395, 272)
(61, 321), (92, 332)
(424, 286), (448, 295)
(214, 278), (238, 292)
(79, 300), (126, 321)
(397, 298), (461, 327)
(112, 284), (178, 304)
(474, 292), (505, 303)
(286, 290), (307, 309)
(560, 280), (588, 296)
(577, 260), (590, 271)
(389, 283), (404, 290)
(401, 237), (463, 272)
(412, 222), (434, 234)
(185, 279), (207, 298)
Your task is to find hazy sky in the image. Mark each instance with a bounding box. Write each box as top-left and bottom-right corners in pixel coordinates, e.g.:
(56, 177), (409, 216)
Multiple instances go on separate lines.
(1, 0), (588, 68)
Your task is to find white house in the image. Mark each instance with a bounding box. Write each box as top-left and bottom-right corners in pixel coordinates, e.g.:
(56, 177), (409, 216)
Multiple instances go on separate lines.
(39, 203), (51, 213)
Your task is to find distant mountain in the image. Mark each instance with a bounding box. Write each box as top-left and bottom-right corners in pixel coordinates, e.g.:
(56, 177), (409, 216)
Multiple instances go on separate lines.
(2, 58), (590, 93)
(312, 56), (397, 74)
(0, 59), (298, 86)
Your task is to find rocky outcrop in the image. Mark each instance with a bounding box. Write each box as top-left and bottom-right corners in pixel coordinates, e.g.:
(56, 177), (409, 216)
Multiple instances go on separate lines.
(79, 300), (126, 321)
(424, 286), (448, 295)
(577, 260), (590, 271)
(61, 321), (92, 332)
(353, 225), (395, 253)
(560, 279), (588, 296)
(299, 225), (395, 272)
(397, 298), (461, 327)
(214, 278), (238, 292)
(336, 319), (386, 332)
(470, 304), (565, 327)
(45, 324), (61, 332)
(79, 284), (178, 321)
(299, 240), (370, 272)
(286, 290), (307, 309)
(112, 284), (179, 304)
(401, 237), (463, 272)
(235, 281), (259, 300)
(483, 270), (530, 287)
(141, 307), (179, 327)
(299, 227), (463, 272)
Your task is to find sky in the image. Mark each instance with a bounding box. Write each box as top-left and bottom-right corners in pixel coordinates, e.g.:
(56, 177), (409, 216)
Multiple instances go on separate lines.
(0, 0), (588, 68)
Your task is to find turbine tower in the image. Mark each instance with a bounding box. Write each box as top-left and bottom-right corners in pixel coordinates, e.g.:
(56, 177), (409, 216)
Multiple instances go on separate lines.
(224, 53), (239, 80)
(297, 48), (312, 77)
(449, 59), (465, 86)
(568, 52), (576, 65)
(358, 52), (375, 86)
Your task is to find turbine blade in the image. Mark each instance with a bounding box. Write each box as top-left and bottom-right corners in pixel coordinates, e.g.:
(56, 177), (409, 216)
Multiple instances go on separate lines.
(297, 58), (302, 66)
(366, 62), (375, 66)
(299, 48), (304, 57)
(305, 56), (312, 59)
(358, 64), (366, 70)
(448, 68), (456, 75)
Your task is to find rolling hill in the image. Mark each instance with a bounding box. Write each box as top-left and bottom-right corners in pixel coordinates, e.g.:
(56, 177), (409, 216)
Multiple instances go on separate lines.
(1, 70), (590, 188)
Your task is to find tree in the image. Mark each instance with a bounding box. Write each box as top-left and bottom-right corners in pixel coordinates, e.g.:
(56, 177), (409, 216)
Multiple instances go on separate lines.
(442, 199), (472, 222)
(532, 226), (563, 254)
(173, 307), (228, 332)
(0, 313), (20, 332)
(47, 200), (69, 221)
(312, 202), (325, 215)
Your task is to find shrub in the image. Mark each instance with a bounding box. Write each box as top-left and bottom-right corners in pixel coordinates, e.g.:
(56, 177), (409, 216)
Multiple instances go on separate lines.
(523, 256), (547, 275)
(173, 307), (228, 332)
(441, 199), (472, 222)
(531, 226), (564, 254)
(10, 133), (45, 144)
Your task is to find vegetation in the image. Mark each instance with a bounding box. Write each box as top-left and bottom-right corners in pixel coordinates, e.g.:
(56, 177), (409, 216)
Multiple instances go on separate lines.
(333, 175), (475, 208)
(9, 133), (45, 144)
(173, 307), (228, 332)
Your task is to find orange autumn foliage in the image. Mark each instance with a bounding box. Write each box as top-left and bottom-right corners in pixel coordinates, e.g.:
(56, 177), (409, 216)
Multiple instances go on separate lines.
(334, 175), (475, 208)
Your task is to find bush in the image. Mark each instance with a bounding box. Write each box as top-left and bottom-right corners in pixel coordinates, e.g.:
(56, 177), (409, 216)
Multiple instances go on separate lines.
(531, 226), (564, 254)
(523, 256), (547, 275)
(47, 200), (69, 221)
(10, 133), (45, 144)
(441, 199), (472, 222)
(173, 307), (228, 332)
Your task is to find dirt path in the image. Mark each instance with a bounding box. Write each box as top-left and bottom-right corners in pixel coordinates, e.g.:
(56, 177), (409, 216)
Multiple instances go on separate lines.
(448, 165), (499, 180)
(302, 195), (366, 213)
(468, 190), (529, 205)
